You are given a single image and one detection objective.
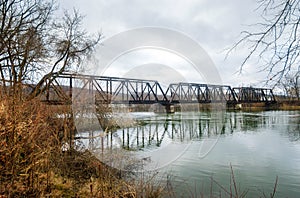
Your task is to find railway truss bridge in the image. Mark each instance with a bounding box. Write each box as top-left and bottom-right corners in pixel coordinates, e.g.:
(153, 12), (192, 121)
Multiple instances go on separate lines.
(36, 72), (276, 112)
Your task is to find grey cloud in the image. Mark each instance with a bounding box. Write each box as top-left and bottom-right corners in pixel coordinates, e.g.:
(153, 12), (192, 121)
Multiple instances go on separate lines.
(59, 0), (266, 86)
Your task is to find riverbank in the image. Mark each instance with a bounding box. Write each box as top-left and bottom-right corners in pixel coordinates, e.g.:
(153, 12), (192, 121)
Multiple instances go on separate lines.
(235, 100), (300, 111)
(0, 98), (165, 197)
(277, 100), (300, 110)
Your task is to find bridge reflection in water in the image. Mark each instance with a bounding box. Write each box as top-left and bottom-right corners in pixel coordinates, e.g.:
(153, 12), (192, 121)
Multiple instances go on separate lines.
(78, 112), (235, 151)
(77, 111), (300, 152)
(74, 111), (300, 174)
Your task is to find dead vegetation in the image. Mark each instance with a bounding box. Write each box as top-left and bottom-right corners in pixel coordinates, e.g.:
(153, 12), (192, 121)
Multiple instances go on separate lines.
(0, 96), (165, 197)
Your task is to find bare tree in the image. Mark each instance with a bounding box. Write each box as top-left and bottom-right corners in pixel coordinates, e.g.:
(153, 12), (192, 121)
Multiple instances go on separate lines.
(229, 0), (300, 83)
(281, 72), (300, 100)
(0, 0), (52, 96)
(0, 0), (101, 99)
(29, 9), (102, 99)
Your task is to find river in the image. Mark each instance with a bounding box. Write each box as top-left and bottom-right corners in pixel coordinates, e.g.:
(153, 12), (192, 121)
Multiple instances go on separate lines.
(78, 110), (300, 197)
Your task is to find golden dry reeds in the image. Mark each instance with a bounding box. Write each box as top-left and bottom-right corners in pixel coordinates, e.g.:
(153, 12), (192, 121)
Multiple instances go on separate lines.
(0, 95), (165, 197)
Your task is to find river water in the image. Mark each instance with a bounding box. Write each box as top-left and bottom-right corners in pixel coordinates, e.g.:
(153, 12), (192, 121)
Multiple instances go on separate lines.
(78, 110), (300, 197)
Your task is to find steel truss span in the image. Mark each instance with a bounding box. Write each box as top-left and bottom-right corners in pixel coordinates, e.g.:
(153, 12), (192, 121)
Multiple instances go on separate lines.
(35, 73), (276, 105)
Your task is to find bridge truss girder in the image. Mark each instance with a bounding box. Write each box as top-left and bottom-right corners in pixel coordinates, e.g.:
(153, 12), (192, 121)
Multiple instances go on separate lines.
(37, 73), (276, 106)
(39, 73), (168, 105)
(232, 87), (276, 103)
(166, 82), (237, 104)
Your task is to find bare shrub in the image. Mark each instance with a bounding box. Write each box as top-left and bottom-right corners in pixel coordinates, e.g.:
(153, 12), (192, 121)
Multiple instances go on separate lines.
(0, 96), (166, 197)
(0, 97), (60, 196)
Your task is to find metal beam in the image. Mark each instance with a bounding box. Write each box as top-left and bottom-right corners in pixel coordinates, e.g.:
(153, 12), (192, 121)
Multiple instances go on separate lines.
(36, 73), (275, 106)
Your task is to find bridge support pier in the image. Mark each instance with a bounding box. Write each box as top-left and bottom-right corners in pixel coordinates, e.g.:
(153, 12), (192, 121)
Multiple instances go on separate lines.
(164, 104), (175, 114)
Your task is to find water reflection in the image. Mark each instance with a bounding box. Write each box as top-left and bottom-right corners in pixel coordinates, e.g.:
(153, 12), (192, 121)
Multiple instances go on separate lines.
(76, 111), (300, 196)
(80, 111), (300, 151)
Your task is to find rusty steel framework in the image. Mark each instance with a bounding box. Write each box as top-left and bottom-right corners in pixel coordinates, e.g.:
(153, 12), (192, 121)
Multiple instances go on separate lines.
(36, 73), (276, 105)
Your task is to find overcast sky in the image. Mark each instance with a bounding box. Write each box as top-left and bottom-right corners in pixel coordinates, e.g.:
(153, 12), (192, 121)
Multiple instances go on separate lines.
(59, 0), (268, 87)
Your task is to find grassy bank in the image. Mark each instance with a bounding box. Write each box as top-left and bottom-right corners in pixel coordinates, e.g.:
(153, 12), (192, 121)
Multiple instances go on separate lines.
(277, 100), (300, 110)
(0, 97), (165, 197)
(230, 101), (300, 111)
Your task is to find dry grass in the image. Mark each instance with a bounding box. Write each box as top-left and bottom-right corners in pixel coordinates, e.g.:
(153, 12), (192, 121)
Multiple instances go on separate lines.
(210, 165), (279, 198)
(0, 97), (60, 196)
(0, 96), (165, 197)
(163, 164), (279, 198)
(277, 101), (300, 110)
